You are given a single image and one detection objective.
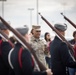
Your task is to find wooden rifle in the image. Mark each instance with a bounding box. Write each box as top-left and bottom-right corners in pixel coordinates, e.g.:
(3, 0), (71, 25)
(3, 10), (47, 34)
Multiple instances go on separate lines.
(0, 16), (47, 71)
(61, 13), (76, 29)
(38, 13), (75, 60)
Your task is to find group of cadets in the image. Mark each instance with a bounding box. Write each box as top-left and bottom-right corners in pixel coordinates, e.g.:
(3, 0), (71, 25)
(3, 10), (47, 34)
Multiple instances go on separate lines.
(0, 22), (52, 75)
(0, 20), (76, 75)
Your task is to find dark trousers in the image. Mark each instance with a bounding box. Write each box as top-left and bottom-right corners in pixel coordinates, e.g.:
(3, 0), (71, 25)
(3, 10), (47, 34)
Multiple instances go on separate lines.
(45, 56), (51, 68)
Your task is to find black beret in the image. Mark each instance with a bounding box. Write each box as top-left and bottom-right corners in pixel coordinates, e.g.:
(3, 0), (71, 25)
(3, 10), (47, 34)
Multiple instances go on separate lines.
(54, 23), (67, 31)
(0, 22), (8, 30)
(16, 25), (29, 36)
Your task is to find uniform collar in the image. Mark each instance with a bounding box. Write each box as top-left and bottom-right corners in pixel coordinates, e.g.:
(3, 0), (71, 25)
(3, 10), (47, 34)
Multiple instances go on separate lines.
(31, 36), (40, 42)
(0, 36), (2, 40)
(15, 42), (28, 49)
(55, 36), (63, 42)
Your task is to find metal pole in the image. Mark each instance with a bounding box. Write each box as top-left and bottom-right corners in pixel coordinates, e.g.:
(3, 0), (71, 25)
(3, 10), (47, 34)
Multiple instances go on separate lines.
(0, 0), (6, 18)
(62, 2), (66, 23)
(2, 1), (4, 18)
(28, 8), (34, 28)
(30, 10), (32, 28)
(37, 0), (39, 24)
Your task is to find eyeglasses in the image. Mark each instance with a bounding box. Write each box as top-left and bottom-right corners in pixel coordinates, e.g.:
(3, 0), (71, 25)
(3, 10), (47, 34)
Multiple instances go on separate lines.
(36, 30), (41, 32)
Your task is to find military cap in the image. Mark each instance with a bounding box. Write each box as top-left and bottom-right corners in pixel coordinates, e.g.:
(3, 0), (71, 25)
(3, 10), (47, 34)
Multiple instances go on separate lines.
(32, 25), (41, 31)
(54, 23), (67, 31)
(16, 25), (29, 36)
(0, 22), (8, 30)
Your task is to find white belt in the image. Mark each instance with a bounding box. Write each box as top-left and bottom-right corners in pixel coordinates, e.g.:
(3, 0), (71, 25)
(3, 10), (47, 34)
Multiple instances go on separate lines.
(8, 48), (14, 69)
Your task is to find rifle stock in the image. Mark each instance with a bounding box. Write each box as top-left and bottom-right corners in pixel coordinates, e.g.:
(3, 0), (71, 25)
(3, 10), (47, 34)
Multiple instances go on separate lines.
(0, 16), (47, 71)
(39, 13), (75, 60)
(61, 13), (76, 29)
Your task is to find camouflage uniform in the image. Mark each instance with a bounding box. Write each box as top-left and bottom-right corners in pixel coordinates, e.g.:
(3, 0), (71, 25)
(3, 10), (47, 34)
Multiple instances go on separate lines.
(30, 36), (46, 67)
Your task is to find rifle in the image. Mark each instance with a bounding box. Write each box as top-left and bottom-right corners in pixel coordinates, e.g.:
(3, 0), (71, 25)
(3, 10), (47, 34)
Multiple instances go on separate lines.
(0, 16), (47, 71)
(0, 29), (14, 47)
(61, 13), (76, 29)
(38, 13), (75, 61)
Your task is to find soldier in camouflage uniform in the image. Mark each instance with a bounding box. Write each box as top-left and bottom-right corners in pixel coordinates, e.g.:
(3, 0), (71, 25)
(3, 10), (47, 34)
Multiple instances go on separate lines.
(30, 25), (47, 68)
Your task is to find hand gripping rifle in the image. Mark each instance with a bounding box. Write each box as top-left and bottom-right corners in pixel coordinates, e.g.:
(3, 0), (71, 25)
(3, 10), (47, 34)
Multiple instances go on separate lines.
(0, 16), (47, 71)
(38, 13), (76, 61)
(61, 13), (76, 29)
(0, 29), (14, 47)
